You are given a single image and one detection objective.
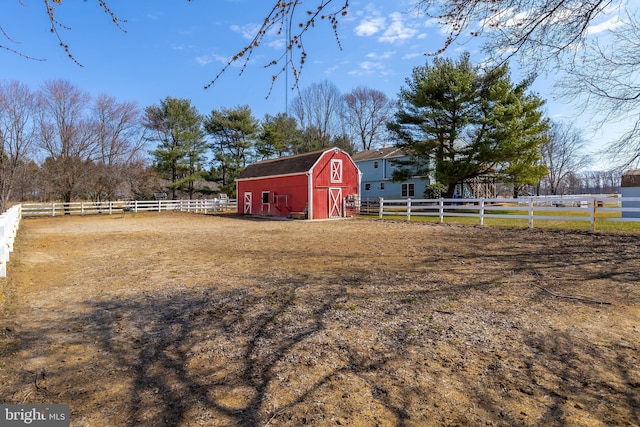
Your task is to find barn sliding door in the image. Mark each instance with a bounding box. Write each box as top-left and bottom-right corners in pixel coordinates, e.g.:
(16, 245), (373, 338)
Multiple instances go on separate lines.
(243, 192), (252, 214)
(328, 188), (342, 218)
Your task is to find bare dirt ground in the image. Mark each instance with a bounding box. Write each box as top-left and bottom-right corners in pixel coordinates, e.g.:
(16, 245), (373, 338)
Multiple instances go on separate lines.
(0, 212), (638, 426)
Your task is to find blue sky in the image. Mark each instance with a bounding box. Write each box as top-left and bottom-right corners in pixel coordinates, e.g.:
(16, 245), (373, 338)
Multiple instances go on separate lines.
(1, 0), (632, 169)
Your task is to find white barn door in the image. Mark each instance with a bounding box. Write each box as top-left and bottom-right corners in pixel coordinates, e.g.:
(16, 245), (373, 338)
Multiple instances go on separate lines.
(328, 188), (342, 218)
(243, 192), (252, 214)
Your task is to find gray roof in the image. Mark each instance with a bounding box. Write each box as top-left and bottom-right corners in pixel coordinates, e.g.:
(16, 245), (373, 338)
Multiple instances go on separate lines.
(351, 147), (405, 162)
(621, 169), (640, 187)
(237, 149), (328, 180)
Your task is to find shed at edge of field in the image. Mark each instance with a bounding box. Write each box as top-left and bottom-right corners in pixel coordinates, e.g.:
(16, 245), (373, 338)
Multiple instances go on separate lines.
(621, 169), (640, 218)
(236, 147), (362, 220)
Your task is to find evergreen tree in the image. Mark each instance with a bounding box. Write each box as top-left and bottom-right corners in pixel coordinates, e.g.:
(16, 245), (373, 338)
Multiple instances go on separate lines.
(204, 105), (258, 196)
(256, 113), (300, 159)
(388, 53), (549, 197)
(144, 97), (206, 199)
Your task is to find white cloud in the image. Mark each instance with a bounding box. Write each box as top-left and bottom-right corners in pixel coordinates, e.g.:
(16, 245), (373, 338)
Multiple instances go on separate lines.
(195, 54), (242, 67)
(587, 15), (625, 35)
(268, 38), (286, 49)
(378, 12), (418, 43)
(230, 23), (263, 40)
(195, 56), (213, 65)
(347, 60), (388, 76)
(366, 51), (395, 60)
(354, 17), (386, 37)
(402, 52), (423, 60)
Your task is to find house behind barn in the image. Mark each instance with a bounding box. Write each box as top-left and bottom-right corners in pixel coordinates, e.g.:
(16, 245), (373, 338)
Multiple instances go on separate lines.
(352, 147), (431, 201)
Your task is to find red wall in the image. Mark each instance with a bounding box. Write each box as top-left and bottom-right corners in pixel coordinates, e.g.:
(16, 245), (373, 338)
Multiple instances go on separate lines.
(237, 174), (309, 217)
(310, 150), (360, 219)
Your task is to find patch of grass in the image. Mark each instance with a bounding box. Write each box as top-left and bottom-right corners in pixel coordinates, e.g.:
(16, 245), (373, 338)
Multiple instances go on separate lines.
(361, 209), (640, 233)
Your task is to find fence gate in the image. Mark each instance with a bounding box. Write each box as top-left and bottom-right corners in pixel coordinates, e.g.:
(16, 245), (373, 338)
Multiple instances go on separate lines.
(243, 192), (252, 214)
(329, 188), (342, 218)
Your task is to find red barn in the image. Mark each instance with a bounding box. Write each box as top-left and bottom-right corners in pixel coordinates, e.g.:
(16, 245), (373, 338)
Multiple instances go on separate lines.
(236, 147), (361, 220)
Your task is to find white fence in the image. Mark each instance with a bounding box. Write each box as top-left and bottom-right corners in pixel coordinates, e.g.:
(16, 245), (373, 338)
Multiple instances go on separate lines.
(0, 205), (22, 277)
(371, 195), (640, 232)
(20, 198), (238, 217)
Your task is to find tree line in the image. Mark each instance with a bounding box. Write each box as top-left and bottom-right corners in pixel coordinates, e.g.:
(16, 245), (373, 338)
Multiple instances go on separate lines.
(0, 78), (396, 210)
(0, 53), (618, 212)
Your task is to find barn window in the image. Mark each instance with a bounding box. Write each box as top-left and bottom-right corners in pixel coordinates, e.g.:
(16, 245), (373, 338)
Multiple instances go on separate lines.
(262, 191), (270, 204)
(330, 159), (343, 183)
(379, 182), (385, 191)
(402, 183), (415, 198)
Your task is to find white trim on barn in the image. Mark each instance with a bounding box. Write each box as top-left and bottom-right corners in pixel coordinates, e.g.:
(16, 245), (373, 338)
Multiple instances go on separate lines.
(243, 192), (252, 215)
(329, 188), (342, 218)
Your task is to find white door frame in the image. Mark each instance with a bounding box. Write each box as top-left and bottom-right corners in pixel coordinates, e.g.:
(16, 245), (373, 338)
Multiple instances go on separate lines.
(328, 187), (342, 218)
(243, 192), (252, 214)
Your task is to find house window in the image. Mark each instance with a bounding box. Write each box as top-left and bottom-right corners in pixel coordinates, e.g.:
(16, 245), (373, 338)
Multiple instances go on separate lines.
(330, 159), (343, 183)
(373, 161), (379, 169)
(262, 191), (270, 204)
(365, 183), (371, 191)
(402, 183), (415, 198)
(379, 182), (385, 191)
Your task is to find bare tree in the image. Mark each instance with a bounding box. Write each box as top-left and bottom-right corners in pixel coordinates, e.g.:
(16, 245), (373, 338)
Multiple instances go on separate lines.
(557, 9), (640, 168)
(290, 80), (344, 147)
(343, 86), (395, 151)
(207, 1), (349, 93)
(1, 0), (126, 65)
(91, 94), (145, 201)
(0, 81), (37, 211)
(541, 122), (592, 195)
(36, 80), (97, 206)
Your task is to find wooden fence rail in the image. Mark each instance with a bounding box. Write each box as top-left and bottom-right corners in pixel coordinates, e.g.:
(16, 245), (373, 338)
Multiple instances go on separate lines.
(0, 205), (22, 277)
(20, 198), (238, 218)
(371, 195), (640, 232)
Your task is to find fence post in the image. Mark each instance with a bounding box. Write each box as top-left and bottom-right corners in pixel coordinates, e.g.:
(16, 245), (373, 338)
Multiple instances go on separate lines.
(81, 202), (84, 216)
(528, 197), (534, 229)
(590, 197), (597, 232)
(0, 223), (6, 277)
(52, 203), (55, 217)
(407, 198), (411, 222)
(479, 198), (485, 226)
(439, 198), (444, 223)
(378, 197), (384, 219)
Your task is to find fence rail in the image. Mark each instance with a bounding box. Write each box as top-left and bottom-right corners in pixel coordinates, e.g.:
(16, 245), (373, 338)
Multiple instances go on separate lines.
(0, 205), (21, 277)
(369, 195), (640, 232)
(20, 198), (238, 217)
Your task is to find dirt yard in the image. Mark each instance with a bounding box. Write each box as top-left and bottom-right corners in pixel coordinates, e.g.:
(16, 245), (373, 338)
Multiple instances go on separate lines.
(0, 212), (638, 426)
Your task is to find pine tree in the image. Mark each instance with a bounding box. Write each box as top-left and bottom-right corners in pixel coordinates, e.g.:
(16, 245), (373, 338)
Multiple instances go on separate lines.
(388, 53), (549, 197)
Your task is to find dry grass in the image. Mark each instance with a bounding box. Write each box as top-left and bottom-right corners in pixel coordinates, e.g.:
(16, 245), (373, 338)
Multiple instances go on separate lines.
(0, 212), (638, 426)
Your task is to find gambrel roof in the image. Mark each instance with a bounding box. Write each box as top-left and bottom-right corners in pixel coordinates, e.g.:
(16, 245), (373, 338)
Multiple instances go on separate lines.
(237, 149), (329, 180)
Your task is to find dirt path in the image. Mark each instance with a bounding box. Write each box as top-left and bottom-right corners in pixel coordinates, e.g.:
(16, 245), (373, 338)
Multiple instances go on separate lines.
(0, 213), (638, 426)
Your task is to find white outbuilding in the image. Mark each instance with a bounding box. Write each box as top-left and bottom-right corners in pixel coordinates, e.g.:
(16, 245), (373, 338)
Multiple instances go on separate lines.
(621, 170), (640, 218)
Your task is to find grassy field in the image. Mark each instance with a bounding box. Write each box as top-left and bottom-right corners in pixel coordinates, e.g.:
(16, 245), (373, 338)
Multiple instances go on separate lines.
(364, 203), (640, 233)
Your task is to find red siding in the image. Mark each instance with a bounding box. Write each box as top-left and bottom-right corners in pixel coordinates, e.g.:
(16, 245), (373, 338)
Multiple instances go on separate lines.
(310, 150), (360, 219)
(237, 174), (309, 217)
